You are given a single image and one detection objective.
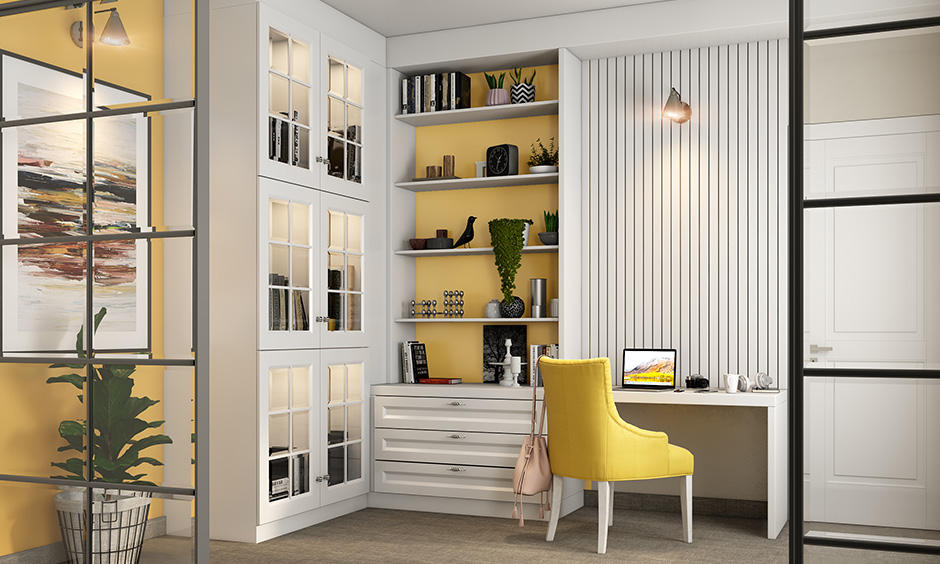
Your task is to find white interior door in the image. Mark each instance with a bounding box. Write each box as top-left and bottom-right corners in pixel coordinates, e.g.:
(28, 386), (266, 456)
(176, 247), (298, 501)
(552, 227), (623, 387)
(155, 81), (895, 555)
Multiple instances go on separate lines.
(804, 117), (940, 529)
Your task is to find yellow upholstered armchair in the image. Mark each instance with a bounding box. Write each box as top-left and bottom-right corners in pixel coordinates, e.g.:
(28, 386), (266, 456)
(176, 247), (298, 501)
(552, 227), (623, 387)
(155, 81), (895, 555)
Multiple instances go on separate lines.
(538, 357), (694, 554)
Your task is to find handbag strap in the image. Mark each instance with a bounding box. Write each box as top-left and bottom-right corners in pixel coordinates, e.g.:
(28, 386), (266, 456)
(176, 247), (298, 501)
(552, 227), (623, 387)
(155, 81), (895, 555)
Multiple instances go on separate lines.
(530, 356), (548, 439)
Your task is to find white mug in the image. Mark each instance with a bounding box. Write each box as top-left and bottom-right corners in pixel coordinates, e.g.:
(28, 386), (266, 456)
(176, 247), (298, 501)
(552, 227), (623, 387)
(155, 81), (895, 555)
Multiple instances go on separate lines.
(724, 373), (740, 394)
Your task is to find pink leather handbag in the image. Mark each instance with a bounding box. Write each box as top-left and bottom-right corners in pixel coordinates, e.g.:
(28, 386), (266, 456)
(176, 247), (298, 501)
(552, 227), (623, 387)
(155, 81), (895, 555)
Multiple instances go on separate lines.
(512, 369), (552, 526)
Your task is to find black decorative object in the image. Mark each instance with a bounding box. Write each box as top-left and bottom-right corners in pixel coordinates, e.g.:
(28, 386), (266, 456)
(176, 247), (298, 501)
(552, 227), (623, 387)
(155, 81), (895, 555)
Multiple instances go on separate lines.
(483, 325), (527, 383)
(452, 216), (477, 248)
(485, 144), (518, 176)
(499, 296), (525, 318)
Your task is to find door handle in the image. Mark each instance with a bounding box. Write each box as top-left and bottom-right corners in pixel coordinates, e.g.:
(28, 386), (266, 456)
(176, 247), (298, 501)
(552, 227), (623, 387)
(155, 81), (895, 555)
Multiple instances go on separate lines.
(809, 344), (833, 353)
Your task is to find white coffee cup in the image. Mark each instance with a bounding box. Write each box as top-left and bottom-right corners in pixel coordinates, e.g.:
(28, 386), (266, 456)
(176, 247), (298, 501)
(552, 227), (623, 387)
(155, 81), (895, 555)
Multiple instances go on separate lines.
(724, 373), (740, 394)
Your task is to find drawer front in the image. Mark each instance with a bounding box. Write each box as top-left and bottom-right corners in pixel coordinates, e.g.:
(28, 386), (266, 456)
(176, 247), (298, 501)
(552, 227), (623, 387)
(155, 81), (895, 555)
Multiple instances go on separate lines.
(374, 460), (517, 502)
(374, 428), (522, 467)
(374, 396), (541, 434)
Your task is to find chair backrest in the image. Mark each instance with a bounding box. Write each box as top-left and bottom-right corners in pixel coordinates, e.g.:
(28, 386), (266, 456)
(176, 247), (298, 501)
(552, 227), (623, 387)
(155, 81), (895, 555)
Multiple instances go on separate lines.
(538, 357), (671, 482)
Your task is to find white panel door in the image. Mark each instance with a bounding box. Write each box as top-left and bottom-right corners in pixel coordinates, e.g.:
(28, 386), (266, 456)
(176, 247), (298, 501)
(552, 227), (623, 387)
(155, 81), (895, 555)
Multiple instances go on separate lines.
(805, 118), (939, 529)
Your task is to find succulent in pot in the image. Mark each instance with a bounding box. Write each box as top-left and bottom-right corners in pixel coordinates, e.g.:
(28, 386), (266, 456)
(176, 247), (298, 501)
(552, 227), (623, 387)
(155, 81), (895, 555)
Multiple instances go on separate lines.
(484, 71), (509, 106)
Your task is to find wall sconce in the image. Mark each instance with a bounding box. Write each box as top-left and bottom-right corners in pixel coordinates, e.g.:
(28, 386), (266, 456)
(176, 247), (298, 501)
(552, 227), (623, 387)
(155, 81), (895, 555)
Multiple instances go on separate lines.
(663, 87), (691, 124)
(69, 6), (130, 48)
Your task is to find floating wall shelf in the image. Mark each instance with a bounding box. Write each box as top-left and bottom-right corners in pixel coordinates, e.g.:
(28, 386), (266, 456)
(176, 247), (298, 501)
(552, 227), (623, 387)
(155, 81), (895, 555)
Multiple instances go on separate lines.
(395, 173), (558, 192)
(395, 245), (558, 257)
(395, 100), (558, 127)
(396, 317), (558, 324)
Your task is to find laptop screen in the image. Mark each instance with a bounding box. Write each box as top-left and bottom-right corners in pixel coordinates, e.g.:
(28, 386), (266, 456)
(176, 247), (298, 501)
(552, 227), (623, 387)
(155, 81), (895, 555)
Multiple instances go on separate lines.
(621, 348), (677, 390)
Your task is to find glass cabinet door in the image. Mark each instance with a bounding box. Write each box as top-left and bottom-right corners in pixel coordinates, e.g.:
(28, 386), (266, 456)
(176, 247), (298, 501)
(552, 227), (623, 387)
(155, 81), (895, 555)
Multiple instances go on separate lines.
(320, 348), (369, 506)
(259, 178), (318, 350)
(259, 350), (321, 524)
(318, 192), (367, 348)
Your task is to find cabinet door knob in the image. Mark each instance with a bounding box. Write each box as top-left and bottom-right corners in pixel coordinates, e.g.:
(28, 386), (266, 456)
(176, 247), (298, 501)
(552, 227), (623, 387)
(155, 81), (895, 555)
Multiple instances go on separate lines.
(448, 401), (465, 406)
(315, 474), (330, 483)
(447, 467), (467, 472)
(447, 434), (466, 439)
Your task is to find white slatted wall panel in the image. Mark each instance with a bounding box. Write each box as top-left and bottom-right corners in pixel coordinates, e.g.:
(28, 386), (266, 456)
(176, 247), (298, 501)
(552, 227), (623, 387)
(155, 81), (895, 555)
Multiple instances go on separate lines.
(583, 40), (789, 389)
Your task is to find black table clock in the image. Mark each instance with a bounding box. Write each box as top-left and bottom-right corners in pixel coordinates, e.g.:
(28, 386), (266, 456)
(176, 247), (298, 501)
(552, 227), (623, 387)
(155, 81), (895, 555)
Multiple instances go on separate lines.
(485, 144), (518, 176)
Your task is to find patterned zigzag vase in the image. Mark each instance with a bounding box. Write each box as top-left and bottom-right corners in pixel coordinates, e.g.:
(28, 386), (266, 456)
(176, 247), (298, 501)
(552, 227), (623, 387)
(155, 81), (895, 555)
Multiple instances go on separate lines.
(510, 83), (535, 104)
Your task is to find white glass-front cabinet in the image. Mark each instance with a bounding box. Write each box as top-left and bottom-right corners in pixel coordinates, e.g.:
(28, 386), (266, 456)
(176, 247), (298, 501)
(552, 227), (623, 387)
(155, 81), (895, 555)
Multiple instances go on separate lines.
(259, 348), (369, 524)
(260, 5), (376, 201)
(259, 178), (368, 350)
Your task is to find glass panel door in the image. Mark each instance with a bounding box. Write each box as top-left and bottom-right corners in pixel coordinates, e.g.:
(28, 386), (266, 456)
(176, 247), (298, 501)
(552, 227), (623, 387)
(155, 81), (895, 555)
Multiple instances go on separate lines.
(318, 193), (367, 348)
(320, 349), (368, 506)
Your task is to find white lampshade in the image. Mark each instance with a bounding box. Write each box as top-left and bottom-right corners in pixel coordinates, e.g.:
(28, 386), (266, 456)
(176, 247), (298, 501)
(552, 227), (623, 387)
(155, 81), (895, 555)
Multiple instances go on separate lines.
(100, 9), (130, 46)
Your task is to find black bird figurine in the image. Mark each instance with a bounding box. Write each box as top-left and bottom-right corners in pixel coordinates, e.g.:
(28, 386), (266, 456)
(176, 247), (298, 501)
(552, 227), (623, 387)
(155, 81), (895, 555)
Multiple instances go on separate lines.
(452, 216), (477, 248)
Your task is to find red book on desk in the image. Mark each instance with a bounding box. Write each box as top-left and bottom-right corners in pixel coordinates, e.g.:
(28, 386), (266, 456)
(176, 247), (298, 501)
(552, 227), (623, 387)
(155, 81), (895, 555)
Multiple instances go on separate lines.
(417, 378), (462, 385)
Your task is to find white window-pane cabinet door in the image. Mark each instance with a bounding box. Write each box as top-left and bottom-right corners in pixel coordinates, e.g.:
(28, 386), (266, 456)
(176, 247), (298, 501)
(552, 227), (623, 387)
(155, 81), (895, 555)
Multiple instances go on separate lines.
(259, 349), (322, 524)
(259, 177), (320, 350)
(320, 347), (370, 506)
(317, 192), (369, 349)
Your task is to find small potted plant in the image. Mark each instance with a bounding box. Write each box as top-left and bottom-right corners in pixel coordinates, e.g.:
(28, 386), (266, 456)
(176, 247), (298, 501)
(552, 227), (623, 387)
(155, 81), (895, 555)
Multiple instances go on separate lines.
(527, 137), (558, 174)
(509, 67), (536, 104)
(484, 71), (509, 106)
(539, 210), (558, 246)
(489, 218), (534, 318)
(48, 307), (172, 564)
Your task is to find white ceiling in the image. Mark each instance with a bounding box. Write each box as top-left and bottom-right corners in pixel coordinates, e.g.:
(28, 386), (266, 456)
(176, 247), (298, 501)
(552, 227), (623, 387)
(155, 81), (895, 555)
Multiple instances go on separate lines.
(320, 0), (673, 38)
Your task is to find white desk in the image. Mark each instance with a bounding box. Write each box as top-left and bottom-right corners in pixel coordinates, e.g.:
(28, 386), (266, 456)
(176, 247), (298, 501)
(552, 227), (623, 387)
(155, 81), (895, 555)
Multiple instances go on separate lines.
(611, 389), (788, 539)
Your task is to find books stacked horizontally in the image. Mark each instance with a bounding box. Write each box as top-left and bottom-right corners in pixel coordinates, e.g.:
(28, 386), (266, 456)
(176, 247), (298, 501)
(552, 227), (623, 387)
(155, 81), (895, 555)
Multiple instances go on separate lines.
(400, 340), (462, 385)
(528, 344), (558, 386)
(269, 274), (309, 331)
(400, 72), (471, 115)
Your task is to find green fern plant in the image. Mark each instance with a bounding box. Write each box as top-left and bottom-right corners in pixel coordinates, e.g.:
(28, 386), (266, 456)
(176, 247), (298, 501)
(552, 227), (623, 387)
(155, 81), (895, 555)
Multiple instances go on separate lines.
(489, 218), (533, 304)
(510, 67), (536, 85)
(484, 71), (506, 90)
(527, 137), (558, 167)
(48, 307), (172, 485)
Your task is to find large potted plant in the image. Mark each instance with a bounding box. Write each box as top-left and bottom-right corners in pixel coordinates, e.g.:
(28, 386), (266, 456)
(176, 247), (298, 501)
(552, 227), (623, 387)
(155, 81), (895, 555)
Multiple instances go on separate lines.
(489, 218), (533, 318)
(48, 307), (172, 564)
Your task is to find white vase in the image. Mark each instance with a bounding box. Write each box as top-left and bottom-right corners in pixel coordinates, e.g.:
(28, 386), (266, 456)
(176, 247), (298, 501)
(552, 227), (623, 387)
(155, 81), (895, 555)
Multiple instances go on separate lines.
(522, 223), (530, 246)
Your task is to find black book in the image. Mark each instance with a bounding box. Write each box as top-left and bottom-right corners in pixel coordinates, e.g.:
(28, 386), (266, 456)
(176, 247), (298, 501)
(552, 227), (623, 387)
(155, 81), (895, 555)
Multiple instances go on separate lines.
(451, 72), (471, 110)
(410, 342), (430, 380)
(279, 119), (290, 163)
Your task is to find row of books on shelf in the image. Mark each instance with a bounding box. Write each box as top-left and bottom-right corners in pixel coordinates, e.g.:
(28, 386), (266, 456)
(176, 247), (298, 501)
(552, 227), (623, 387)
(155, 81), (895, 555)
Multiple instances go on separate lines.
(529, 344), (559, 386)
(269, 287), (309, 331)
(269, 112), (301, 165)
(400, 72), (471, 115)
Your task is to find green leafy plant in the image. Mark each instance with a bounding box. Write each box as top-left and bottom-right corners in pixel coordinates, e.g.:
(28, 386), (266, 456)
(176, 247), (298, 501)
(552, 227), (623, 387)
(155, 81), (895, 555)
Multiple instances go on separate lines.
(527, 137), (558, 167)
(489, 218), (533, 304)
(48, 307), (172, 485)
(484, 71), (506, 90)
(543, 210), (558, 233)
(510, 67), (536, 85)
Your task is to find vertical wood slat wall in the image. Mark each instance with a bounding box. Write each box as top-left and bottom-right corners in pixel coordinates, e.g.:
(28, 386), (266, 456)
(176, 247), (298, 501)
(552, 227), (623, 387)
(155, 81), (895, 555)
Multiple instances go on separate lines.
(581, 40), (789, 389)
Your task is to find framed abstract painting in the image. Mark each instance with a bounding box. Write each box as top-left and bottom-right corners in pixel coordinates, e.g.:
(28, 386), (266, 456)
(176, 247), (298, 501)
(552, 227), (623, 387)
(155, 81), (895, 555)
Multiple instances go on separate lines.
(1, 53), (150, 352)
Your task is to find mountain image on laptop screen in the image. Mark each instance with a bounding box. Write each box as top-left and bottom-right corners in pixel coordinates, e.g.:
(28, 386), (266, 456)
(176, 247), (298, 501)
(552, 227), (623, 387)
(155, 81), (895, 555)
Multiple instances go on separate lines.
(623, 353), (675, 384)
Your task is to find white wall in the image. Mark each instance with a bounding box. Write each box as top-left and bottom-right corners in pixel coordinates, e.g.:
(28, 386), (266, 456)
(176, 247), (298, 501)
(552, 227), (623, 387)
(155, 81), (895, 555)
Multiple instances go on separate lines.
(582, 41), (789, 391)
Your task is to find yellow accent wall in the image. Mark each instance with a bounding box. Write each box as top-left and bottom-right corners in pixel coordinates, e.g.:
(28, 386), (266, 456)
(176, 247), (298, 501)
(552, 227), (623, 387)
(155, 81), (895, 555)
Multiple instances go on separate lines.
(413, 65), (559, 381)
(0, 3), (171, 557)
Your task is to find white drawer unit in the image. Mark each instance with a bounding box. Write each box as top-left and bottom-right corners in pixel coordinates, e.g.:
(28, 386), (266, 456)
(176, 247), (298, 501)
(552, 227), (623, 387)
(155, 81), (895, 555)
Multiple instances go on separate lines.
(370, 383), (583, 520)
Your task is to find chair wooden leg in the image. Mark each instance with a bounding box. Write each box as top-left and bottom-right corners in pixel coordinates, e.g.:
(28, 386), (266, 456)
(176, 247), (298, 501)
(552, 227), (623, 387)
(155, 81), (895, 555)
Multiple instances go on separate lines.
(546, 475), (564, 542)
(608, 484), (614, 526)
(598, 481), (610, 554)
(680, 475), (692, 543)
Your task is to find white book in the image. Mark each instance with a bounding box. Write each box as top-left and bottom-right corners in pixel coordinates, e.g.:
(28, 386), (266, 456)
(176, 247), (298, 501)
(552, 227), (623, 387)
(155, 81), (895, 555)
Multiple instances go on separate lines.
(401, 78), (408, 114)
(429, 73), (437, 112)
(450, 72), (456, 110)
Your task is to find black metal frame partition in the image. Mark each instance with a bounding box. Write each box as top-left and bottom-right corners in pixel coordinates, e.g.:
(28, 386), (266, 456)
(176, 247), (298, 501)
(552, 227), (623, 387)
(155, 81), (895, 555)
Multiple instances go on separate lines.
(788, 2), (940, 561)
(0, 0), (209, 562)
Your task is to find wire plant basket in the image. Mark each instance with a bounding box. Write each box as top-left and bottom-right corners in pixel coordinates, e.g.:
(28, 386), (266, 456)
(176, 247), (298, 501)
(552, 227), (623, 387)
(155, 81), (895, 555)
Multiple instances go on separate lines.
(54, 489), (152, 564)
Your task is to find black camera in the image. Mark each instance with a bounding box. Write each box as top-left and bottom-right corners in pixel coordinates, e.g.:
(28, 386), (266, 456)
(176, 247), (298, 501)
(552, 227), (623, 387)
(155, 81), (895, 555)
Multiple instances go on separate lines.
(686, 374), (709, 389)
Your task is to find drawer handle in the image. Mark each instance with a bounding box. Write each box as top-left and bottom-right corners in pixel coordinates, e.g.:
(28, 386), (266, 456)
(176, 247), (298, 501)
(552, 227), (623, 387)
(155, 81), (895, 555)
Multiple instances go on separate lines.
(448, 401), (465, 406)
(447, 434), (466, 440)
(447, 467), (467, 472)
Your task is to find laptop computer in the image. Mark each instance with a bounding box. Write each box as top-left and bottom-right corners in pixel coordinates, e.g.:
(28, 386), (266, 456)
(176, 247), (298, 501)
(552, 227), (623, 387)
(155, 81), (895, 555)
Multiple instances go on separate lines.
(621, 348), (677, 391)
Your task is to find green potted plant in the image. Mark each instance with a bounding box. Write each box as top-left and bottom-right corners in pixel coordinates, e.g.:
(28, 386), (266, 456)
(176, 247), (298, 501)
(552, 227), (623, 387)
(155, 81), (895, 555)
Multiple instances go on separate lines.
(527, 137), (558, 174)
(539, 210), (558, 246)
(48, 307), (171, 563)
(484, 71), (508, 106)
(509, 67), (536, 104)
(489, 218), (534, 318)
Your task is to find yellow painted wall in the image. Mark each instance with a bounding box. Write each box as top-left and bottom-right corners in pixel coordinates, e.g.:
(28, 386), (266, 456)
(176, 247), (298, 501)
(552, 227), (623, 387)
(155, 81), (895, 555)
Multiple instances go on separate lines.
(414, 65), (559, 381)
(0, 3), (170, 556)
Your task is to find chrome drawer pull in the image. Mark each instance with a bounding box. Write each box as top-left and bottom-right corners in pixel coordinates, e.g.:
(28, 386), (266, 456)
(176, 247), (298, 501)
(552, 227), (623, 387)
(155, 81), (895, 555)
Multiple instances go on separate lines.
(447, 434), (466, 439)
(447, 467), (467, 472)
(448, 401), (465, 406)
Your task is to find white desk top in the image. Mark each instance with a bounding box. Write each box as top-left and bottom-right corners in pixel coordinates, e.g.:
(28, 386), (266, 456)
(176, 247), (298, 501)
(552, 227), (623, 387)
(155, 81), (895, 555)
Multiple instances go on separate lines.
(612, 388), (787, 407)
